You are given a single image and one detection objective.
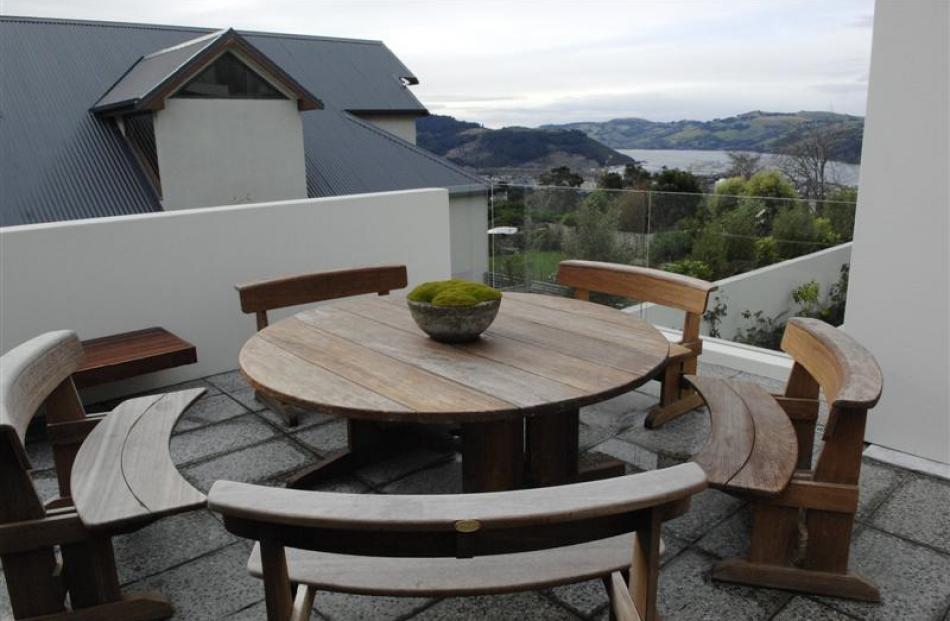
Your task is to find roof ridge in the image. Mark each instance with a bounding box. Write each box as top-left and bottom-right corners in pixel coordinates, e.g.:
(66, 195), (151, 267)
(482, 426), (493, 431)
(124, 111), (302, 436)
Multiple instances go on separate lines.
(142, 28), (225, 59)
(0, 15), (386, 46)
(341, 111), (487, 185)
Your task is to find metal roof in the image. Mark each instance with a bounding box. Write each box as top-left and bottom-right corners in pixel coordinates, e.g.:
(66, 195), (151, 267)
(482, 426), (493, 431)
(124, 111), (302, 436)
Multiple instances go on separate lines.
(0, 16), (484, 227)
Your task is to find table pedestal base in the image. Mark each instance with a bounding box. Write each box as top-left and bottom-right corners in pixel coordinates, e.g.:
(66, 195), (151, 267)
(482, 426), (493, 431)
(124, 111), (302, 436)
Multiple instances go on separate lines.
(287, 412), (628, 493)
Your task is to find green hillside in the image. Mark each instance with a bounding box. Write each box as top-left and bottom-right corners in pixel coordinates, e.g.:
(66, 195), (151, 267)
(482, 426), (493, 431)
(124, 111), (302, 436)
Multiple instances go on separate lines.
(543, 111), (864, 163)
(417, 115), (633, 171)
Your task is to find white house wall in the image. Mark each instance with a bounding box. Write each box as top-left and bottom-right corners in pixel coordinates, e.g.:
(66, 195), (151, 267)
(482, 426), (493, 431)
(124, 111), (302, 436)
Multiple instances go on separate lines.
(356, 114), (418, 144)
(846, 0), (949, 464)
(0, 189), (453, 402)
(154, 98), (308, 210)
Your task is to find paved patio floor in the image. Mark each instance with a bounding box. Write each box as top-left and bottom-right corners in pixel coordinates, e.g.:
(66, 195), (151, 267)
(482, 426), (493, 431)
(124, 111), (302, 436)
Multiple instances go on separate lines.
(4, 364), (950, 620)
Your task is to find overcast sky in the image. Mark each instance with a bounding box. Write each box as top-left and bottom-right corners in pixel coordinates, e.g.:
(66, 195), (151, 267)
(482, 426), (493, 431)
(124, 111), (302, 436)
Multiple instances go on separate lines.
(4, 0), (875, 128)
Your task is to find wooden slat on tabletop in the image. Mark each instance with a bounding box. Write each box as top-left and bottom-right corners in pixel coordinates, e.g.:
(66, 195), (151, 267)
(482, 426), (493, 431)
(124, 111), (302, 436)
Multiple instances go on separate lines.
(262, 317), (513, 413)
(296, 306), (585, 410)
(239, 338), (413, 420)
(338, 297), (637, 393)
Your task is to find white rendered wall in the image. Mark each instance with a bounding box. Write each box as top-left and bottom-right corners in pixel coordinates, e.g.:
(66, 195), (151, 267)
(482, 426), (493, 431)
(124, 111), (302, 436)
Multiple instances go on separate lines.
(635, 243), (852, 340)
(0, 189), (452, 401)
(154, 98), (308, 210)
(449, 194), (490, 281)
(356, 114), (418, 144)
(845, 0), (949, 463)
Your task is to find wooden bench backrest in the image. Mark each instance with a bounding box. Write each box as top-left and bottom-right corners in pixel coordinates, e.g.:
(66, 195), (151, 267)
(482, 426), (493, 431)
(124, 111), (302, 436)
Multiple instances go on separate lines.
(0, 331), (84, 523)
(780, 317), (883, 485)
(556, 260), (716, 343)
(211, 463), (706, 557)
(781, 318), (883, 410)
(235, 265), (408, 330)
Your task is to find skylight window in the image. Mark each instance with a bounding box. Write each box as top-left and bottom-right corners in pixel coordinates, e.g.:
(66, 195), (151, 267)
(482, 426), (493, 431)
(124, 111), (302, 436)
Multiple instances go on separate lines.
(174, 53), (286, 100)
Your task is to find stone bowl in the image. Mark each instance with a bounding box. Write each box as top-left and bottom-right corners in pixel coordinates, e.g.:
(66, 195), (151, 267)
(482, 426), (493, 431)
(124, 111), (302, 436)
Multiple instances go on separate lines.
(407, 299), (501, 343)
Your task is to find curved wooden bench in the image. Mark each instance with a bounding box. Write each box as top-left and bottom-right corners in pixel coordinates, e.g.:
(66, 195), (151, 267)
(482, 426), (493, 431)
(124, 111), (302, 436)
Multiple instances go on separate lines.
(687, 318), (883, 602)
(210, 463), (707, 621)
(1, 331), (206, 620)
(687, 376), (797, 497)
(71, 388), (206, 532)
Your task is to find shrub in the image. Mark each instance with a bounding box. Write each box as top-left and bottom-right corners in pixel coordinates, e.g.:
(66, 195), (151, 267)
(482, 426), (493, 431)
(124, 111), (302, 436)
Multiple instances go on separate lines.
(664, 259), (714, 281)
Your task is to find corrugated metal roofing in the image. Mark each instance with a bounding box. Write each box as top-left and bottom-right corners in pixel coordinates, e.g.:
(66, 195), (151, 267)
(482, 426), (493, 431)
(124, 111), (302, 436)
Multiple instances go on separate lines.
(93, 30), (225, 110)
(0, 16), (484, 227)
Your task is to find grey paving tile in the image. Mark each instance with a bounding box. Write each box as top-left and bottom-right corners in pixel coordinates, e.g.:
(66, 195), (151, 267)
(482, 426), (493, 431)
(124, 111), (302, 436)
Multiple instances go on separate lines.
(773, 597), (856, 620)
(126, 542), (260, 620)
(636, 381), (662, 399)
(25, 439), (54, 471)
(382, 460), (462, 495)
(182, 437), (313, 492)
(292, 419), (349, 456)
(661, 534), (691, 565)
(592, 437), (658, 471)
(658, 549), (790, 620)
(114, 510), (236, 584)
(694, 506), (753, 559)
(355, 448), (454, 487)
(664, 488), (744, 543)
(30, 469), (61, 505)
(586, 389), (657, 418)
(225, 600), (267, 620)
(412, 591), (578, 620)
(0, 570), (9, 619)
(698, 362), (745, 379)
(732, 371), (786, 393)
(818, 527), (950, 620)
(578, 422), (614, 451)
(549, 578), (608, 617)
(617, 408), (709, 464)
(205, 370), (260, 410)
(871, 475), (950, 553)
(170, 413), (277, 465)
(856, 460), (904, 522)
(313, 591), (433, 621)
(304, 476), (372, 494)
(173, 393), (250, 433)
(256, 407), (338, 430)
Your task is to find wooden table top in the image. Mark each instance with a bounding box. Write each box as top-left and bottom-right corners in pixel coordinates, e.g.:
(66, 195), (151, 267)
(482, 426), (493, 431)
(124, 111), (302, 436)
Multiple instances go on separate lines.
(239, 292), (670, 423)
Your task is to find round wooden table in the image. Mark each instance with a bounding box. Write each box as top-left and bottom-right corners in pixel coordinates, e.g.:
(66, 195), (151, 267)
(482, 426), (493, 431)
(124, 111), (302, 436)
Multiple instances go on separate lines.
(239, 292), (670, 492)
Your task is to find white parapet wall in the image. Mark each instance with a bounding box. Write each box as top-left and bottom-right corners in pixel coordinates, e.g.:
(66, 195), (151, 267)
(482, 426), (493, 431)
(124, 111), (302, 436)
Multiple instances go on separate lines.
(634, 242), (852, 340)
(0, 188), (453, 401)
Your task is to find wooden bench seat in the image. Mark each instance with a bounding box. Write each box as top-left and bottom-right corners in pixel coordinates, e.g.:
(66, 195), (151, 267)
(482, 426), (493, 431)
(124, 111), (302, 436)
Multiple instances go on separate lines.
(248, 534), (636, 597)
(210, 464), (707, 621)
(73, 327), (197, 389)
(687, 376), (798, 497)
(71, 388), (207, 532)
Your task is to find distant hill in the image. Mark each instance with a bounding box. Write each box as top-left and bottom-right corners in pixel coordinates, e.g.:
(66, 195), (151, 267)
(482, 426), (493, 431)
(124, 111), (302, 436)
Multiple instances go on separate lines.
(542, 111), (864, 163)
(417, 115), (633, 173)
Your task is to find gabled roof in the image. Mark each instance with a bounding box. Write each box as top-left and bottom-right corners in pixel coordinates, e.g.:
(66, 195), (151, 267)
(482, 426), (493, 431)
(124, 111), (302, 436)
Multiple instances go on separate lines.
(0, 17), (484, 227)
(92, 28), (323, 115)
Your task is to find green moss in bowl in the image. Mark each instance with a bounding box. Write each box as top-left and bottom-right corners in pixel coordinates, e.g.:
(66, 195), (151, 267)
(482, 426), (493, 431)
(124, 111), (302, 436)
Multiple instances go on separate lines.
(407, 279), (502, 307)
(406, 280), (503, 342)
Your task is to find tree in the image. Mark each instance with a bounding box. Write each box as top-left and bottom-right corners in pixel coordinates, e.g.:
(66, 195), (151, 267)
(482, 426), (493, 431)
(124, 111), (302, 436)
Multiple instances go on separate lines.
(709, 176), (748, 216)
(743, 170), (798, 230)
(725, 152), (762, 179)
(598, 171), (623, 189)
(824, 187), (857, 241)
(776, 122), (841, 202)
(539, 166), (583, 188)
(622, 162), (652, 189)
(771, 204), (819, 259)
(564, 191), (631, 263)
(649, 168), (703, 231)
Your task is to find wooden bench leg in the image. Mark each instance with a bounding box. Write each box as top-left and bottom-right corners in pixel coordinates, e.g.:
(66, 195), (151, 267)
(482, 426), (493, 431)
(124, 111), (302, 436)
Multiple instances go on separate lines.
(21, 593), (174, 621)
(2, 549), (65, 618)
(644, 362), (703, 429)
(60, 536), (122, 609)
